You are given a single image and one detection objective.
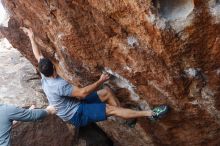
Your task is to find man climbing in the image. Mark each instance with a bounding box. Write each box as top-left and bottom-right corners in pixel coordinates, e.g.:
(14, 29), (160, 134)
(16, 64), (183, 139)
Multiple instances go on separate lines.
(21, 27), (169, 128)
(0, 104), (56, 146)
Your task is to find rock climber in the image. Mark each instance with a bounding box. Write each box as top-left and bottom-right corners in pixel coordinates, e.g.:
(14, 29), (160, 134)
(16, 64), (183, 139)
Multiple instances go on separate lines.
(0, 104), (56, 146)
(21, 27), (169, 128)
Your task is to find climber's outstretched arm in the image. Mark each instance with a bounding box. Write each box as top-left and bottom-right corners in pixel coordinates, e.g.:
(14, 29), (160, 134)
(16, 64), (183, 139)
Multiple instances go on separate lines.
(21, 27), (43, 62)
(71, 73), (110, 99)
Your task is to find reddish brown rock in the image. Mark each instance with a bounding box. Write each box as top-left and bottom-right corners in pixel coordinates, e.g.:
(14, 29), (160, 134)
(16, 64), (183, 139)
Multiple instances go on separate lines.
(1, 0), (220, 145)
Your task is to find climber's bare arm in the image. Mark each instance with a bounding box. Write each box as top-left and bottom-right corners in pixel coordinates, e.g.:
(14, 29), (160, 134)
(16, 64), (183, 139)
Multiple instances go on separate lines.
(72, 73), (110, 99)
(21, 27), (43, 62)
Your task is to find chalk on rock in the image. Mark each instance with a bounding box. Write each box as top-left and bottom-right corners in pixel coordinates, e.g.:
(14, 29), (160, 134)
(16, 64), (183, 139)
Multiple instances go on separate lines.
(184, 68), (201, 78)
(127, 36), (139, 47)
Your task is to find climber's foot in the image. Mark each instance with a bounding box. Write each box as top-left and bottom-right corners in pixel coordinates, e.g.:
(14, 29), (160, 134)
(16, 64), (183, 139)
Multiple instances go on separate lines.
(149, 105), (169, 121)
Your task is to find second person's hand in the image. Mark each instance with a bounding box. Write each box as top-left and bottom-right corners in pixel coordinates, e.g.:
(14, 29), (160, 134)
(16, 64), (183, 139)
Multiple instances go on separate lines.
(45, 106), (57, 115)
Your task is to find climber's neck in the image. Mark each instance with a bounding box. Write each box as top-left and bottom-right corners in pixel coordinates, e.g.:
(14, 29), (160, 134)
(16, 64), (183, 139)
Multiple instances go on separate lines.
(50, 70), (58, 78)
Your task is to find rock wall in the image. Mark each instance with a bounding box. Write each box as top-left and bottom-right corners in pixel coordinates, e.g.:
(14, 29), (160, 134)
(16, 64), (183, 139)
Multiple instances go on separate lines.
(11, 115), (75, 146)
(1, 0), (220, 145)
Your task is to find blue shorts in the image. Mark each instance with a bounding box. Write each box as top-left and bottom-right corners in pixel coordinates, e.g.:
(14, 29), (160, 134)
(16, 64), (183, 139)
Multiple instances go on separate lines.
(69, 92), (107, 127)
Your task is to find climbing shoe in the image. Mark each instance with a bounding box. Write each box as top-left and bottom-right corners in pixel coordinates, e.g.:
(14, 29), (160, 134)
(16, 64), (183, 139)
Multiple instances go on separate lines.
(149, 105), (169, 121)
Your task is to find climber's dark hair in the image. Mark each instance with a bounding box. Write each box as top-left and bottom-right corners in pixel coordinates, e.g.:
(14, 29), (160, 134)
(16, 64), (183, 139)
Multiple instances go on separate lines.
(38, 58), (54, 77)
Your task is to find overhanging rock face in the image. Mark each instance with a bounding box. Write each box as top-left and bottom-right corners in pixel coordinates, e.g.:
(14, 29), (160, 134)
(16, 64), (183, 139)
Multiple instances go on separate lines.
(1, 0), (220, 145)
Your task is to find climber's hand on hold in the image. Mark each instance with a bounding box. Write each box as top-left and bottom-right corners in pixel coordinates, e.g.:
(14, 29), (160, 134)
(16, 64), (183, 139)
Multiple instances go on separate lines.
(20, 27), (43, 62)
(20, 27), (34, 38)
(99, 72), (111, 83)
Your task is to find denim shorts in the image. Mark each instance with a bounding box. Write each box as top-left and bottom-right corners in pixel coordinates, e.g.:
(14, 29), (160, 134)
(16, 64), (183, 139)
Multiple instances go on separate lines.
(69, 92), (107, 127)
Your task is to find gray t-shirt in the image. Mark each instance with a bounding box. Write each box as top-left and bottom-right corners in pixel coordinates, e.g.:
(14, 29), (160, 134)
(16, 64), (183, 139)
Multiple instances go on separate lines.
(41, 75), (80, 121)
(0, 104), (48, 146)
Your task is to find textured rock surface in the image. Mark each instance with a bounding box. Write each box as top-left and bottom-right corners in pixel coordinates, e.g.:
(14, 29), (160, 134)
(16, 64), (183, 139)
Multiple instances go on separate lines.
(11, 115), (75, 146)
(1, 0), (220, 145)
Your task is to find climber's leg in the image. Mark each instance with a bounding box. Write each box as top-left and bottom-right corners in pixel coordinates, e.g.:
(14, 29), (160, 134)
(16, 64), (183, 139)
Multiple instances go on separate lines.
(106, 104), (153, 119)
(97, 87), (120, 106)
(106, 104), (169, 120)
(69, 103), (169, 127)
(81, 88), (120, 107)
(69, 103), (149, 127)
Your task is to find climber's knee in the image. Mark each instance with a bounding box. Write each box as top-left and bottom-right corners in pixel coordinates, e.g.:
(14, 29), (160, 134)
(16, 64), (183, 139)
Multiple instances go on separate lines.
(106, 104), (118, 116)
(97, 88), (111, 102)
